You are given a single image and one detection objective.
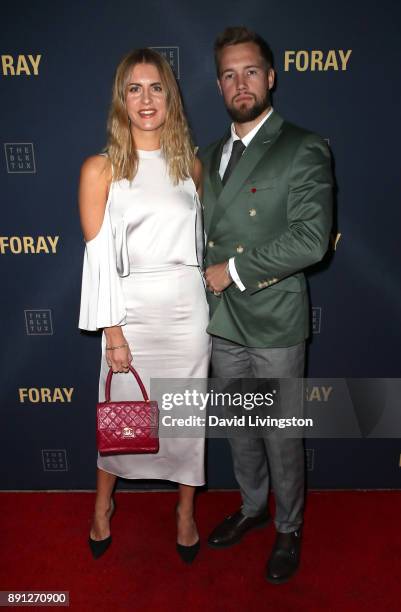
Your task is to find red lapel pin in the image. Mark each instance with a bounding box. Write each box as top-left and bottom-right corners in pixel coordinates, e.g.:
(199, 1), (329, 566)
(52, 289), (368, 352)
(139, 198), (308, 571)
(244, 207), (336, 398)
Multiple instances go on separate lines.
(251, 188), (257, 193)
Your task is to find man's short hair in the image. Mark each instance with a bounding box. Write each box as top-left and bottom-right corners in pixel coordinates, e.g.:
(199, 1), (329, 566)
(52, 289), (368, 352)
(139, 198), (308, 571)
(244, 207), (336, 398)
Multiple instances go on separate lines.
(214, 26), (274, 76)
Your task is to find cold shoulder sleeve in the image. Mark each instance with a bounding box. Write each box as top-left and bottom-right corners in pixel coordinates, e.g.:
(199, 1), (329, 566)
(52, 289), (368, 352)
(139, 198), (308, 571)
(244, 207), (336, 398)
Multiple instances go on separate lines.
(78, 198), (127, 331)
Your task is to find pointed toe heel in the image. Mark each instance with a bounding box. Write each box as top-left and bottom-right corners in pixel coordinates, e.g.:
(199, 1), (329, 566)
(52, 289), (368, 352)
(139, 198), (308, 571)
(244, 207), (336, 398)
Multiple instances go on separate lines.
(88, 534), (112, 559)
(88, 497), (115, 559)
(176, 539), (200, 564)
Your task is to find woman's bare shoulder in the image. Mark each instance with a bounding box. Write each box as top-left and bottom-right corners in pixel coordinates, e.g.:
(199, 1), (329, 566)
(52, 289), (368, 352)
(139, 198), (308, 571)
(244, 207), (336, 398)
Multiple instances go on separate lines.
(80, 154), (112, 183)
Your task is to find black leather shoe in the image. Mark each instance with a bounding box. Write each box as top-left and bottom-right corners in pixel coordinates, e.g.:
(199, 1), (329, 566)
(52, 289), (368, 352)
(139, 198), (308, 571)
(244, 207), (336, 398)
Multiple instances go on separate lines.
(88, 533), (112, 559)
(176, 539), (200, 564)
(266, 529), (302, 584)
(88, 498), (115, 559)
(208, 509), (271, 548)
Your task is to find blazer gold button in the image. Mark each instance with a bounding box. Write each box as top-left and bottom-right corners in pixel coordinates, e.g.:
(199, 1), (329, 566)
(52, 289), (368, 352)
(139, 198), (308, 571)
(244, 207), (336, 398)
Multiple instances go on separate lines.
(249, 208), (257, 217)
(236, 245), (244, 253)
(208, 240), (215, 248)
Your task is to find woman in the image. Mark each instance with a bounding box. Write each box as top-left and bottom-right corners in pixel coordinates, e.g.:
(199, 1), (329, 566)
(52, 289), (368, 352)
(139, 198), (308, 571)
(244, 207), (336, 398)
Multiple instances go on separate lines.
(78, 48), (210, 564)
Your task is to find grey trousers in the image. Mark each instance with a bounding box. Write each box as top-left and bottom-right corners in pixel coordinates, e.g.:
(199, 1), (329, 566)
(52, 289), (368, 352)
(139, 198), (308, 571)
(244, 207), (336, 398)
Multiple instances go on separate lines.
(211, 336), (305, 533)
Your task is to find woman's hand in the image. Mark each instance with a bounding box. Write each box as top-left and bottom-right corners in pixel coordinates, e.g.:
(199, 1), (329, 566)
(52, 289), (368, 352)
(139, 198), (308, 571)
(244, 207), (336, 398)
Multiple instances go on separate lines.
(104, 326), (133, 373)
(106, 344), (133, 373)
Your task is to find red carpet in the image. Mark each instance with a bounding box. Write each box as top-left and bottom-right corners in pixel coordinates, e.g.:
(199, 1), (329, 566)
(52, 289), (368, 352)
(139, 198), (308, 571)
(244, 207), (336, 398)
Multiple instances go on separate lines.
(1, 491), (400, 611)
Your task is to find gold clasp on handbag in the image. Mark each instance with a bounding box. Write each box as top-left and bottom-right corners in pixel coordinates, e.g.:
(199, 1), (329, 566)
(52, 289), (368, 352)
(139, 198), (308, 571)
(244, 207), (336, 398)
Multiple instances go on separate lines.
(122, 426), (135, 438)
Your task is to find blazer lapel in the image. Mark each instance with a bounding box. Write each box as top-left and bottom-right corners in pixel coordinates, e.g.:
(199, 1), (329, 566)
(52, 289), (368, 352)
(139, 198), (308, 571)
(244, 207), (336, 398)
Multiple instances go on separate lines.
(208, 112), (284, 233)
(204, 133), (227, 235)
(209, 136), (226, 199)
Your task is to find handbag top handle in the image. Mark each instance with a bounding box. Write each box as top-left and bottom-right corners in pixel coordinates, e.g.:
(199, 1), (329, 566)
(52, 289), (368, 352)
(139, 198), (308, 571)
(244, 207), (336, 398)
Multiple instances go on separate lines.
(105, 365), (149, 403)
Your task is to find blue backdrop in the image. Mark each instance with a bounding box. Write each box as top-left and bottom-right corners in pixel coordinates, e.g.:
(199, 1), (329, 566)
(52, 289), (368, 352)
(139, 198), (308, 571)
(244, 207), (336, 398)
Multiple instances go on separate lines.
(1, 0), (400, 490)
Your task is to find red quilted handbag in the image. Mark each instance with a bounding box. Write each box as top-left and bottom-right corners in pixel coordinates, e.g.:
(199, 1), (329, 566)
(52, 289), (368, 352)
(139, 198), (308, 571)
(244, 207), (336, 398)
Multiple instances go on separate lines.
(97, 365), (159, 455)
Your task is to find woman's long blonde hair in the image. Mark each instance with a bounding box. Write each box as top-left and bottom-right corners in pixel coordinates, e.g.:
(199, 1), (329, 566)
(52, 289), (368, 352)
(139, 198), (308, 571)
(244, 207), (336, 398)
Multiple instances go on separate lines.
(106, 48), (195, 184)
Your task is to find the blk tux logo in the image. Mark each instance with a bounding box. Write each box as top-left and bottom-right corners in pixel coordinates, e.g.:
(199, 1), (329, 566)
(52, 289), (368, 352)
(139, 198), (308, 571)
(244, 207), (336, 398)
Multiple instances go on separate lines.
(1, 54), (41, 76)
(4, 143), (36, 173)
(312, 307), (322, 334)
(42, 449), (68, 472)
(150, 47), (180, 78)
(25, 309), (53, 335)
(305, 448), (315, 471)
(284, 50), (352, 72)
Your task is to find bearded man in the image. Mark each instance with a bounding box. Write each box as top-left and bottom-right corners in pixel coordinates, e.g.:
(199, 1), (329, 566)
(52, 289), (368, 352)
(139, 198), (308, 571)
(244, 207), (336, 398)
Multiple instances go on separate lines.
(201, 26), (333, 584)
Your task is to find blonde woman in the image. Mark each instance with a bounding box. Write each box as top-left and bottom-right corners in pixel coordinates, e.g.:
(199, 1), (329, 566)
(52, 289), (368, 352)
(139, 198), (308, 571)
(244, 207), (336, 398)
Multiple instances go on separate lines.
(78, 49), (210, 564)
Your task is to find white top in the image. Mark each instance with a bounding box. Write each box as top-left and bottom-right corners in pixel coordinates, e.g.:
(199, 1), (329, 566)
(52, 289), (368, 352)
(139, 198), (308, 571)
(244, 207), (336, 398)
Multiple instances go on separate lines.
(78, 149), (203, 331)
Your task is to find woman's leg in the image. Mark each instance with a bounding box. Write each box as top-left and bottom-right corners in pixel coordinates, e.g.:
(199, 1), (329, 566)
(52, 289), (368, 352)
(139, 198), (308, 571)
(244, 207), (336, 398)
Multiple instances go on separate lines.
(90, 468), (117, 541)
(176, 484), (199, 545)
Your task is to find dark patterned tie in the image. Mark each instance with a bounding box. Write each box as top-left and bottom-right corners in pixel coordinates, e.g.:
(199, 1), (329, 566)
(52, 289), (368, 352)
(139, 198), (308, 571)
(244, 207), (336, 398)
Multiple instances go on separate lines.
(222, 139), (246, 185)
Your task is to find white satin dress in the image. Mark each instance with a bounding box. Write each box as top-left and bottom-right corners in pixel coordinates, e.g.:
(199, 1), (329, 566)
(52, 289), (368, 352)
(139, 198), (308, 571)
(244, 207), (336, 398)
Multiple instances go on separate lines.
(79, 149), (211, 486)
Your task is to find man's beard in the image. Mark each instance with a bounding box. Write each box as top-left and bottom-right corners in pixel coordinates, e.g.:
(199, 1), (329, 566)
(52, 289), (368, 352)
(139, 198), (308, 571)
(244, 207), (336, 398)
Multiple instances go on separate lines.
(226, 90), (270, 123)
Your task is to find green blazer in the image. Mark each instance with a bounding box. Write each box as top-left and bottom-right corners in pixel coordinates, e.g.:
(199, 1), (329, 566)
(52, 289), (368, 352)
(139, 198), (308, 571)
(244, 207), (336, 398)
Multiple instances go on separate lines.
(200, 111), (333, 348)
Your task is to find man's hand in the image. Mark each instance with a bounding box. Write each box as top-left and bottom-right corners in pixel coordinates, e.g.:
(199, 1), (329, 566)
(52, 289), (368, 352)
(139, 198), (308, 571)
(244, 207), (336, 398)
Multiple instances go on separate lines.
(204, 261), (232, 294)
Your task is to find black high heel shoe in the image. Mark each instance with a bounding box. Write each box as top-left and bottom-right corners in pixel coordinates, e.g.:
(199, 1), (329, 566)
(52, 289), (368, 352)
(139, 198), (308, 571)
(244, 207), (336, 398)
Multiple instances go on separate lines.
(88, 498), (115, 559)
(176, 539), (201, 564)
(176, 503), (200, 564)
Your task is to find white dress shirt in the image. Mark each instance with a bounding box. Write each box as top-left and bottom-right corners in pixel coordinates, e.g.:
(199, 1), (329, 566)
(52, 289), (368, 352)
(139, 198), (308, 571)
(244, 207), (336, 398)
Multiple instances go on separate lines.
(218, 108), (274, 291)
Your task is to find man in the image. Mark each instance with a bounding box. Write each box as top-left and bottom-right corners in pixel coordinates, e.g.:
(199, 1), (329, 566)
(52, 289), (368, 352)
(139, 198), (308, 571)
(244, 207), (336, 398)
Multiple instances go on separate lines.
(202, 26), (333, 583)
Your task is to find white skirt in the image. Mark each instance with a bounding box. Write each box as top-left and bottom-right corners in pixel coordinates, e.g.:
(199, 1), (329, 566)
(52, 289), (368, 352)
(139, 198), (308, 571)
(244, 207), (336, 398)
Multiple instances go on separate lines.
(97, 264), (211, 486)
